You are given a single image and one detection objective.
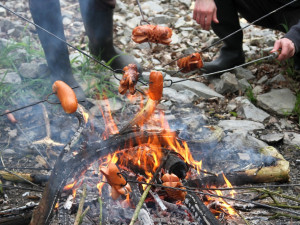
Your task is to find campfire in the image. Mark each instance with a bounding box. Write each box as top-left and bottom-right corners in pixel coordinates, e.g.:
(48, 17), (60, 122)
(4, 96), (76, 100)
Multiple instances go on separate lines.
(7, 84), (285, 225)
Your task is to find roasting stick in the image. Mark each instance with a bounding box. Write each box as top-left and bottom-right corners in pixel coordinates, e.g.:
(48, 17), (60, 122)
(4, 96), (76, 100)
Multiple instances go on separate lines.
(164, 51), (280, 87)
(162, 0), (298, 68)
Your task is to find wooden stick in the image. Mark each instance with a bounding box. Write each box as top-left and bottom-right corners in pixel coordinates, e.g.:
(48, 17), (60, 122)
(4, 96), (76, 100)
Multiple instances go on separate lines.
(74, 185), (87, 225)
(98, 197), (103, 225)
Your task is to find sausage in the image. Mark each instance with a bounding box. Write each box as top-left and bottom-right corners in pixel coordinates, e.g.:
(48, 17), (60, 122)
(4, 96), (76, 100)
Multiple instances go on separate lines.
(5, 110), (17, 123)
(177, 53), (203, 73)
(161, 173), (186, 201)
(149, 71), (163, 101)
(100, 163), (131, 200)
(52, 80), (78, 114)
(118, 64), (139, 95)
(132, 25), (172, 45)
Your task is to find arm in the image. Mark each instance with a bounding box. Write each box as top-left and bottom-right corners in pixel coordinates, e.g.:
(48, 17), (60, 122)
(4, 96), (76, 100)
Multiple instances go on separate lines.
(193, 0), (219, 30)
(272, 21), (300, 61)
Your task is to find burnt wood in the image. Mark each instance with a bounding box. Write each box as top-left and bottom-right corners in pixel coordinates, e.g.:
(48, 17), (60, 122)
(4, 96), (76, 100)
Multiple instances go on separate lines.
(30, 131), (176, 225)
(184, 192), (221, 225)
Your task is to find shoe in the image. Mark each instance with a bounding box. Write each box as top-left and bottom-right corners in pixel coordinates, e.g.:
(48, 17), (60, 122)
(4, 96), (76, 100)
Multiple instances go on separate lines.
(202, 0), (245, 74)
(79, 0), (143, 74)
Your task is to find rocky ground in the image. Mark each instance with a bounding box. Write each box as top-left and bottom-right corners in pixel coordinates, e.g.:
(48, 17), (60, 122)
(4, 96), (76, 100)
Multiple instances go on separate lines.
(0, 0), (300, 224)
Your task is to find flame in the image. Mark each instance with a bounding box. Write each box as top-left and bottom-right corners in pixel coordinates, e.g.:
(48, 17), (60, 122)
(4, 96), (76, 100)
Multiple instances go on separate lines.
(63, 181), (77, 198)
(222, 173), (237, 198)
(83, 111), (89, 123)
(99, 98), (119, 139)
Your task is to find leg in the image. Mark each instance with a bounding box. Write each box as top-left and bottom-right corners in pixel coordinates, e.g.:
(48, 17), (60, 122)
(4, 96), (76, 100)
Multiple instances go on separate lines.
(202, 0), (244, 73)
(29, 0), (85, 100)
(78, 0), (142, 73)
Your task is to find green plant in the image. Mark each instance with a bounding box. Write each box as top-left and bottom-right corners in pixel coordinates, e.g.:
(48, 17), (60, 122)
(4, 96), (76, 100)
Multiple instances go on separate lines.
(71, 51), (118, 99)
(229, 111), (238, 117)
(245, 87), (257, 104)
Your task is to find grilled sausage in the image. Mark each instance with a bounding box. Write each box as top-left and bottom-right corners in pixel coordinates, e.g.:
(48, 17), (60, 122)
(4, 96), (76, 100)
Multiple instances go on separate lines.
(52, 80), (78, 114)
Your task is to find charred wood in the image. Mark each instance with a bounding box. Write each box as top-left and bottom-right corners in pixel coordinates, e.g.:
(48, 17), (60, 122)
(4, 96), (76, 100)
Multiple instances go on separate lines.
(184, 192), (221, 225)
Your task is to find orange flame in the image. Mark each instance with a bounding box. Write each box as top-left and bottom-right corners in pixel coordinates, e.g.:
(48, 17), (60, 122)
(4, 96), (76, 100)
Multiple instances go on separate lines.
(222, 173), (237, 198)
(99, 98), (119, 139)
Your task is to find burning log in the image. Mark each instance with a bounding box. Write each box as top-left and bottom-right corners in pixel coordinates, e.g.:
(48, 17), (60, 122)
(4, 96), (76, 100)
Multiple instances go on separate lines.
(184, 192), (221, 225)
(188, 146), (290, 187)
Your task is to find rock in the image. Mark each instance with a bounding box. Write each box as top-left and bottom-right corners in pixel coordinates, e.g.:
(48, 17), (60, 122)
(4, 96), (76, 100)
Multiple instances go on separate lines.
(19, 61), (48, 79)
(218, 120), (265, 131)
(238, 78), (252, 92)
(224, 131), (268, 151)
(178, 0), (191, 7)
(283, 132), (300, 146)
(163, 88), (197, 103)
(234, 67), (255, 80)
(252, 85), (263, 96)
(141, 2), (164, 14)
(0, 71), (22, 84)
(257, 88), (296, 115)
(0, 7), (6, 17)
(1, 148), (15, 155)
(174, 17), (186, 28)
(235, 97), (270, 122)
(257, 75), (268, 84)
(62, 17), (72, 25)
(215, 72), (239, 94)
(260, 133), (284, 144)
(164, 74), (223, 99)
(152, 15), (176, 25)
(268, 73), (286, 84)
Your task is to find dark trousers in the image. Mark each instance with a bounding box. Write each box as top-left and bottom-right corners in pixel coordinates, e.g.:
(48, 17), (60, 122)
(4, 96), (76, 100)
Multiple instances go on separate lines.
(233, 0), (300, 32)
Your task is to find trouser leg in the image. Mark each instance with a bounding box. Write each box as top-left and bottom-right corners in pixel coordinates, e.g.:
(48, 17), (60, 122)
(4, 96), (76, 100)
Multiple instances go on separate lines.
(78, 0), (142, 73)
(29, 0), (86, 100)
(202, 0), (244, 73)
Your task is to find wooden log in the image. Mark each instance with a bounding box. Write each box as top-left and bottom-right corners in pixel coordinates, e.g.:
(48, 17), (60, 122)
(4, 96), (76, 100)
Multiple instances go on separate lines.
(188, 146), (290, 187)
(30, 131), (166, 225)
(0, 171), (49, 185)
(184, 192), (221, 225)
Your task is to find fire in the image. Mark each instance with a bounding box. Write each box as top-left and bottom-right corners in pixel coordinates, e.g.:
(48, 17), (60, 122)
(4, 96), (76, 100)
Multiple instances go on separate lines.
(63, 181), (77, 198)
(223, 173), (237, 198)
(95, 93), (237, 219)
(99, 98), (119, 139)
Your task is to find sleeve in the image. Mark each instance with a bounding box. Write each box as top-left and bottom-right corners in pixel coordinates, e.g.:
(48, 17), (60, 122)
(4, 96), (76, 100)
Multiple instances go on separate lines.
(284, 20), (300, 54)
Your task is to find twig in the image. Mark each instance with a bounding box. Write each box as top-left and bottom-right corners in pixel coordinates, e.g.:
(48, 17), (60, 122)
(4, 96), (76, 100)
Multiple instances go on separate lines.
(253, 188), (300, 203)
(129, 184), (152, 225)
(98, 197), (103, 225)
(74, 185), (87, 225)
(78, 206), (90, 225)
(269, 212), (300, 220)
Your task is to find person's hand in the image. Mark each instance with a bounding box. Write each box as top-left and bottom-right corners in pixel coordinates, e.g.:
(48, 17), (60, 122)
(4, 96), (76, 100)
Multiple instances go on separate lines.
(193, 0), (219, 30)
(271, 38), (295, 61)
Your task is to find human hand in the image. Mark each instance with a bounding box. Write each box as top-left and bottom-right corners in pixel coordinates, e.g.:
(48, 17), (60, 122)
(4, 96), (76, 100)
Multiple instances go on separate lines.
(271, 38), (295, 61)
(193, 0), (219, 30)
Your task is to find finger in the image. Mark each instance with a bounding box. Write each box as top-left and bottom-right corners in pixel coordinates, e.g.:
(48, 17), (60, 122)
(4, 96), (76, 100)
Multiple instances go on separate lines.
(200, 14), (206, 29)
(272, 40), (282, 52)
(205, 14), (212, 30)
(212, 8), (219, 23)
(278, 42), (289, 61)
